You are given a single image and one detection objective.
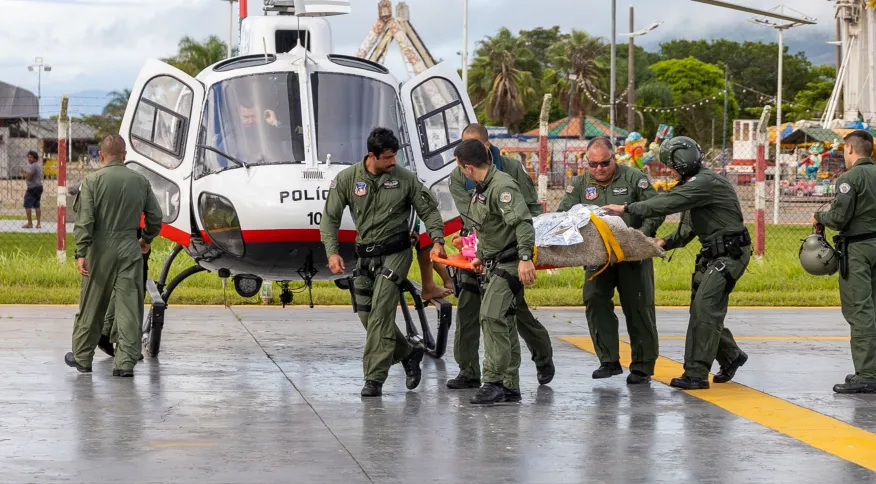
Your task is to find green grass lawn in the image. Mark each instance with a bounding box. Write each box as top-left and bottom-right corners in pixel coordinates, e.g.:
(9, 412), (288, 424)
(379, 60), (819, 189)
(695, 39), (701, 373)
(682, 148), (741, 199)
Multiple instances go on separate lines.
(0, 223), (840, 306)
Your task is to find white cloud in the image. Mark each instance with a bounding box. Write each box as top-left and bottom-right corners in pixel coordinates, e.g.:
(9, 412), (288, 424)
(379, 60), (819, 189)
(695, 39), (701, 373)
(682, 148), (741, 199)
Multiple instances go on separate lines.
(0, 0), (843, 113)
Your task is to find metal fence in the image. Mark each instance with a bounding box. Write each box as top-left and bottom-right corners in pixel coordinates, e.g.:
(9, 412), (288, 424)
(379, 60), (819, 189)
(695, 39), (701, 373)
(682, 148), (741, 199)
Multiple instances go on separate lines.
(0, 116), (100, 251)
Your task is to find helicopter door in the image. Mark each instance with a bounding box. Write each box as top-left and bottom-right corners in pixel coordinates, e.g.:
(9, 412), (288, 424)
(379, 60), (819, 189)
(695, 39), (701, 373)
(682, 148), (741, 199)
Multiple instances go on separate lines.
(399, 62), (477, 234)
(119, 59), (205, 247)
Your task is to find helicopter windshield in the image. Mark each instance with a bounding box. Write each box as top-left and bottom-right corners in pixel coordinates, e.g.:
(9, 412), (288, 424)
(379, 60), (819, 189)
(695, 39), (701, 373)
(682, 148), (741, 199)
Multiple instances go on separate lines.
(196, 72), (306, 176)
(311, 73), (409, 167)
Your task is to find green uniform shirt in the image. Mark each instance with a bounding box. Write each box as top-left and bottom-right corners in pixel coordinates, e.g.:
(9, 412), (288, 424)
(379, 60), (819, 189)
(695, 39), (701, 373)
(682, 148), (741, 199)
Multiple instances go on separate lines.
(450, 153), (541, 232)
(815, 158), (876, 237)
(467, 164), (536, 260)
(320, 160), (444, 257)
(625, 167), (745, 250)
(74, 159), (163, 259)
(557, 164), (664, 237)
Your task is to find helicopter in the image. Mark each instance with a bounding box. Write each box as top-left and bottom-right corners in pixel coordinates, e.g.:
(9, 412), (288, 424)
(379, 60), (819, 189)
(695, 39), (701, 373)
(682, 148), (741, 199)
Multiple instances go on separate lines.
(119, 0), (473, 359)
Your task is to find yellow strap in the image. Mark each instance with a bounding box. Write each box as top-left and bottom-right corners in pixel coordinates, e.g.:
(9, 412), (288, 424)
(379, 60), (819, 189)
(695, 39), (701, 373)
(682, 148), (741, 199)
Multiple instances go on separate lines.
(588, 212), (625, 280)
(533, 246), (538, 265)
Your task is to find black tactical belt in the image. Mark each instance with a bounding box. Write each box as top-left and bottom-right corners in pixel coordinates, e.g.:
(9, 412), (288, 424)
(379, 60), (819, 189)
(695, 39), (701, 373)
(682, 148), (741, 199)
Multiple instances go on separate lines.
(355, 232), (412, 258)
(832, 231), (876, 280)
(483, 244), (519, 270)
(488, 267), (523, 296)
(700, 229), (751, 259)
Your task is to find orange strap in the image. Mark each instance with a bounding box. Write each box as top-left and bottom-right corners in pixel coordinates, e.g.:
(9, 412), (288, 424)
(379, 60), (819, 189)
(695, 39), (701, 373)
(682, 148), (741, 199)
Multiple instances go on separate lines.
(587, 212), (625, 280)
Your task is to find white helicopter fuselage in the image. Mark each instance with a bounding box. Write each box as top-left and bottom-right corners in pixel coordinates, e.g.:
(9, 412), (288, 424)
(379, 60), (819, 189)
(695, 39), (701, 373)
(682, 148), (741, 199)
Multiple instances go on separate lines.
(119, 14), (472, 286)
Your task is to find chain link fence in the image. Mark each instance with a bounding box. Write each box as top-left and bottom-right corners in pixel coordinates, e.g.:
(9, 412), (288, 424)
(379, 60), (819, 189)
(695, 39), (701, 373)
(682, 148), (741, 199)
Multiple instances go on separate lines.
(0, 116), (100, 252)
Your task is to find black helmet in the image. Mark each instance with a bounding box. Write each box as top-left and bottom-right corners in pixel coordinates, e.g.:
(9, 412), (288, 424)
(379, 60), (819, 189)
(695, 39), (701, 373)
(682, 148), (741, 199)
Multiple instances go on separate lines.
(659, 136), (703, 177)
(799, 224), (839, 276)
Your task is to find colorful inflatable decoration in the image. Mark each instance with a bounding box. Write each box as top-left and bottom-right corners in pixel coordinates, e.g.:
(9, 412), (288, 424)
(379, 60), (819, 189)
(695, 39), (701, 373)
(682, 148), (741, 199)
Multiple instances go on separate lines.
(621, 132), (647, 169)
(799, 143), (825, 180)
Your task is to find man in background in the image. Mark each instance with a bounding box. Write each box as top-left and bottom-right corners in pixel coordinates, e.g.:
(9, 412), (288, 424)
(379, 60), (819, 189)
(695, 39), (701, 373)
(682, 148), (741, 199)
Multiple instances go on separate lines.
(19, 150), (43, 229)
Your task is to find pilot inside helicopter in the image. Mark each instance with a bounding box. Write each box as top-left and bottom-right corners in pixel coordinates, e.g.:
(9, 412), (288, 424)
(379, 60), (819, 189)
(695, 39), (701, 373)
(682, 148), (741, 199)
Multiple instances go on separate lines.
(198, 73), (306, 174)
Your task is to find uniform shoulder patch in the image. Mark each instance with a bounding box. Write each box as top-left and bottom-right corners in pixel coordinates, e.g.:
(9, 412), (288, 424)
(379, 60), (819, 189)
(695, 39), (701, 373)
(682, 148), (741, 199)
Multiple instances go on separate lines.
(638, 178), (649, 189)
(840, 182), (851, 194)
(499, 191), (512, 203)
(565, 185), (574, 193)
(688, 176), (697, 182)
(329, 178), (337, 189)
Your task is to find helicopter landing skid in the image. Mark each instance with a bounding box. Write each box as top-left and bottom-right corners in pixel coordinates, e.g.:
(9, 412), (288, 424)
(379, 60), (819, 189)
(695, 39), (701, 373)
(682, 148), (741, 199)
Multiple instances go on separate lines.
(142, 247), (208, 358)
(334, 276), (452, 359)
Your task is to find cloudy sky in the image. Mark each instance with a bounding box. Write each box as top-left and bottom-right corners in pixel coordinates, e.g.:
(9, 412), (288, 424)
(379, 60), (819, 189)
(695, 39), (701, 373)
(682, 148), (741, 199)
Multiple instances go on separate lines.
(1, 0), (841, 117)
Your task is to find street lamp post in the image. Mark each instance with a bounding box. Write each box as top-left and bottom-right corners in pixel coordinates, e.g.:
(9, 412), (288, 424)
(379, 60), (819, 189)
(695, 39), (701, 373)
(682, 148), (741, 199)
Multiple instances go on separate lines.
(462, 0), (468, 92)
(27, 57), (51, 104)
(750, 5), (813, 224)
(610, 0), (616, 147)
(618, 10), (662, 133)
(219, 0), (238, 58)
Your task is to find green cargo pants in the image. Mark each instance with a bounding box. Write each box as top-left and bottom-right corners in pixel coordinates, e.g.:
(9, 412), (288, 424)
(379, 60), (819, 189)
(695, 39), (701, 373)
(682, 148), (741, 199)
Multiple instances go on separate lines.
(353, 249), (415, 383)
(584, 259), (658, 375)
(682, 250), (750, 380)
(102, 249), (150, 344)
(454, 269), (553, 381)
(71, 235), (145, 370)
(480, 262), (524, 390)
(839, 240), (876, 381)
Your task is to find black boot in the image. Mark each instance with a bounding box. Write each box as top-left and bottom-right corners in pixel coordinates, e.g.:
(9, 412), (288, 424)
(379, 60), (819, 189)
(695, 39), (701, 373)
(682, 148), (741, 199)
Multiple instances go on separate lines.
(112, 368), (134, 377)
(592, 361), (623, 379)
(401, 346), (424, 390)
(846, 373), (856, 383)
(446, 374), (480, 389)
(470, 382), (506, 404)
(361, 380), (383, 397)
(626, 370), (651, 384)
(97, 335), (115, 357)
(537, 360), (555, 385)
(834, 376), (876, 394)
(503, 387), (522, 403)
(713, 351), (748, 383)
(670, 375), (710, 390)
(64, 352), (91, 373)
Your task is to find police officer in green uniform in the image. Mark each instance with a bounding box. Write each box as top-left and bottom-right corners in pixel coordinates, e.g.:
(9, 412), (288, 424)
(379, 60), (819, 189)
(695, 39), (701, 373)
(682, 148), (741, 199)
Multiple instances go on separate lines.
(814, 130), (876, 394)
(446, 123), (554, 390)
(558, 136), (663, 384)
(454, 138), (538, 404)
(65, 134), (163, 376)
(603, 136), (750, 390)
(320, 127), (447, 397)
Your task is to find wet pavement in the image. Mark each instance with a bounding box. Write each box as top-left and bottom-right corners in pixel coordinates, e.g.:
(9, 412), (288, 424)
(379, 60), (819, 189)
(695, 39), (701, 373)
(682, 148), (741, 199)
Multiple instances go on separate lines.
(1, 304), (875, 483)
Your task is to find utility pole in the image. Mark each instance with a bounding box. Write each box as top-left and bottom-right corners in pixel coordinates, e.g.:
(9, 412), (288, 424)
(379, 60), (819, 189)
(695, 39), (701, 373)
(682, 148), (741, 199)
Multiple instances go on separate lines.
(462, 0), (468, 92)
(627, 5), (635, 132)
(722, 63), (728, 154)
(610, 0), (616, 146)
(219, 0), (238, 58)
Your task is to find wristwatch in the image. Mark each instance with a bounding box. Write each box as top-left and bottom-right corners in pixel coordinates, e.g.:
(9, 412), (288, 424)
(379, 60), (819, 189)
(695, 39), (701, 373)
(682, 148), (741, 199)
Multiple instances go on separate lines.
(623, 202), (630, 213)
(433, 237), (445, 245)
(520, 254), (531, 261)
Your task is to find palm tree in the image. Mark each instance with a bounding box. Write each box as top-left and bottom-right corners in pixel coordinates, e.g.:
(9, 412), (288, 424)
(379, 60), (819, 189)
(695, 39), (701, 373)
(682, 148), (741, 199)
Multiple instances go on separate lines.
(543, 30), (606, 139)
(163, 35), (229, 77)
(102, 89), (131, 121)
(467, 28), (537, 132)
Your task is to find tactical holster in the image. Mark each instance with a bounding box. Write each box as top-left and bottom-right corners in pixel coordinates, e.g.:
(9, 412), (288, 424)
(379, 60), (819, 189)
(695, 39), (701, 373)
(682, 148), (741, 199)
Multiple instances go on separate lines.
(481, 243), (524, 296)
(833, 231), (876, 280)
(700, 229), (751, 260)
(351, 232), (413, 313)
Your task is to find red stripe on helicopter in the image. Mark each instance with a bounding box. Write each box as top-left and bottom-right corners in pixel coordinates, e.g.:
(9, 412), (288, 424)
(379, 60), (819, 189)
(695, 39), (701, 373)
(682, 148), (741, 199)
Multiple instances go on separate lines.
(419, 217), (462, 246)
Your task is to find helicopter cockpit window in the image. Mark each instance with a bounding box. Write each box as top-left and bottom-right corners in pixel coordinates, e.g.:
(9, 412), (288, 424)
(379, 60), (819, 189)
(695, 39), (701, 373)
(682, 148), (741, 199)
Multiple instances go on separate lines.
(311, 73), (411, 169)
(196, 72), (305, 177)
(130, 75), (194, 169)
(410, 78), (469, 171)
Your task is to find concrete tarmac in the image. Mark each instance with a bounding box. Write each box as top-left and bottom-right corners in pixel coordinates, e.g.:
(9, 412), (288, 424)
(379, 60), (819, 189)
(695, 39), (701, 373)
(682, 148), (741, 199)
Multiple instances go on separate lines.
(1, 304), (875, 483)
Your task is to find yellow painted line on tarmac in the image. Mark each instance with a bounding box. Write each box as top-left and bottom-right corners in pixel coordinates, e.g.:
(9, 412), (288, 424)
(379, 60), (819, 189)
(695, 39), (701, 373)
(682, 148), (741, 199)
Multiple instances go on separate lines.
(637, 336), (850, 341)
(561, 335), (876, 472)
(147, 441), (214, 448)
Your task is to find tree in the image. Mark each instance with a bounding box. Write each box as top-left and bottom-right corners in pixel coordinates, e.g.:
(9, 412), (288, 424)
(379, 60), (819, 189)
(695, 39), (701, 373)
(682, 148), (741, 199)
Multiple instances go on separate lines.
(542, 30), (607, 139)
(163, 35), (229, 77)
(784, 65), (836, 122)
(467, 28), (537, 132)
(644, 57), (739, 143)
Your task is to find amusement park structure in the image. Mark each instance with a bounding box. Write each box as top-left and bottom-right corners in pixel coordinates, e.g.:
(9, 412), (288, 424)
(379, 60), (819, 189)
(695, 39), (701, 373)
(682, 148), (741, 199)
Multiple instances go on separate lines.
(355, 0), (437, 79)
(824, 0), (876, 127)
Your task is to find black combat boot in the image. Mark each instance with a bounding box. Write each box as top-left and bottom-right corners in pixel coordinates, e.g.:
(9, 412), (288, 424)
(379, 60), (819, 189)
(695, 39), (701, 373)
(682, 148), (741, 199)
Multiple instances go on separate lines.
(503, 387), (522, 403)
(626, 370), (651, 384)
(64, 352), (91, 373)
(834, 375), (876, 394)
(361, 380), (383, 397)
(470, 382), (506, 404)
(97, 335), (115, 357)
(713, 351), (748, 383)
(670, 375), (710, 390)
(112, 368), (134, 377)
(537, 360), (555, 385)
(401, 346), (424, 390)
(846, 373), (856, 383)
(592, 361), (623, 379)
(446, 374), (480, 389)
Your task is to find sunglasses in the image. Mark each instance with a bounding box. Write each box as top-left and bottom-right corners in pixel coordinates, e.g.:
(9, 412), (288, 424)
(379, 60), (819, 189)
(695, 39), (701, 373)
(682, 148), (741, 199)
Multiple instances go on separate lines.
(587, 159), (613, 168)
